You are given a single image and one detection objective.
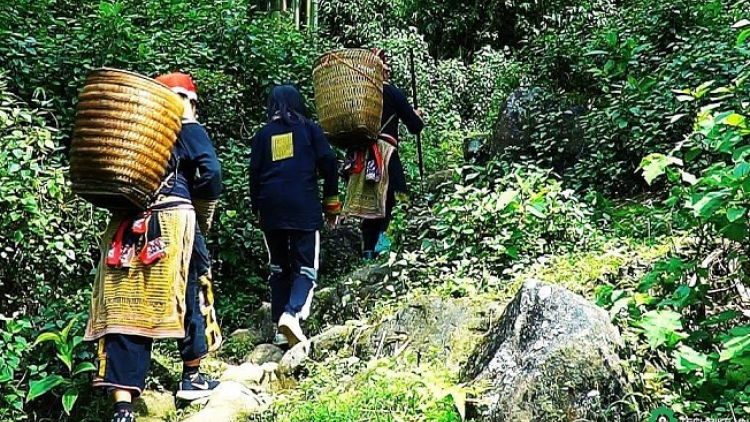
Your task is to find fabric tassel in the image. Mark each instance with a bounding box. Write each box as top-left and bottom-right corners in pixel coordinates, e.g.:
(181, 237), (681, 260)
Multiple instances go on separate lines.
(106, 219), (130, 268)
(140, 212), (166, 265)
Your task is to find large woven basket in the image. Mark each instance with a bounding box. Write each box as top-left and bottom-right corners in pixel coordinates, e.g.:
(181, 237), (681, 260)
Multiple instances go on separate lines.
(313, 49), (383, 149)
(70, 68), (184, 210)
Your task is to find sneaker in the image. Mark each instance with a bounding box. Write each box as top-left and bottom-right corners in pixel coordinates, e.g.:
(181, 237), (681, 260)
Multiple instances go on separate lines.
(175, 372), (220, 401)
(272, 326), (289, 347)
(278, 312), (307, 346)
(110, 409), (136, 422)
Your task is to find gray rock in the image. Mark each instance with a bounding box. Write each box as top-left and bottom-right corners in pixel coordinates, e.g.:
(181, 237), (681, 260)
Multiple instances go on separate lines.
(181, 381), (270, 422)
(219, 363), (265, 389)
(309, 324), (356, 360)
(246, 302), (275, 344)
(308, 264), (391, 326)
(277, 341), (311, 376)
(246, 343), (284, 365)
(492, 87), (585, 171)
(134, 390), (175, 419)
(463, 279), (627, 422)
(356, 295), (502, 370)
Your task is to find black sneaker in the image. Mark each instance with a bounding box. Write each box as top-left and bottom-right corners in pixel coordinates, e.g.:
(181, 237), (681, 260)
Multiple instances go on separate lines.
(175, 372), (220, 401)
(110, 409), (136, 422)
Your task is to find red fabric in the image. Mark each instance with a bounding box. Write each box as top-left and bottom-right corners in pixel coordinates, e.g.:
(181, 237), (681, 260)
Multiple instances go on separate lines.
(155, 72), (198, 98)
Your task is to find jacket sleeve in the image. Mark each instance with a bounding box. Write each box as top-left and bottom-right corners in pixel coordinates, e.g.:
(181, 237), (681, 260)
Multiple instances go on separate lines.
(392, 86), (424, 135)
(249, 133), (262, 215)
(310, 123), (340, 213)
(183, 124), (223, 201)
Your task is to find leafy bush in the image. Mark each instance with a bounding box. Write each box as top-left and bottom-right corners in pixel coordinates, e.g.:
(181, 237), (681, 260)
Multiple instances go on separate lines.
(503, 0), (748, 194)
(593, 21), (750, 418)
(257, 359), (466, 422)
(387, 162), (598, 296)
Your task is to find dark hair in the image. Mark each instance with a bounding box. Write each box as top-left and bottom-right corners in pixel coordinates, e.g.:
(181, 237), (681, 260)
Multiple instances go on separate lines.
(266, 85), (308, 125)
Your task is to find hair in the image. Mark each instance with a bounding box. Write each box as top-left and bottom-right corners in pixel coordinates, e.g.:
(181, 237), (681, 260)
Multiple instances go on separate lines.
(266, 85), (308, 125)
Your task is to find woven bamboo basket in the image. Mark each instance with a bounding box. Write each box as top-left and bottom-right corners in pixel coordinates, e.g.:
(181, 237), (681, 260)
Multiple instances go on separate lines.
(70, 68), (184, 210)
(312, 49), (383, 149)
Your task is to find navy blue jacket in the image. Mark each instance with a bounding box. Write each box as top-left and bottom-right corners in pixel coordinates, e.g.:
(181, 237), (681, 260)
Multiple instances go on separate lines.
(250, 119), (339, 231)
(159, 121), (222, 201)
(381, 83), (424, 142)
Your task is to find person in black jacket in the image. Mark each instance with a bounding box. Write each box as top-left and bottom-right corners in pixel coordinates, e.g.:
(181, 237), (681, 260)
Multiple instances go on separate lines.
(360, 49), (424, 259)
(85, 72), (223, 422)
(250, 85), (340, 346)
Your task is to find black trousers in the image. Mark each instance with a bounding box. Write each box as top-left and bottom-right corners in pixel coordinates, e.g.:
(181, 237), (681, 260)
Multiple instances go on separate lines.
(262, 229), (319, 323)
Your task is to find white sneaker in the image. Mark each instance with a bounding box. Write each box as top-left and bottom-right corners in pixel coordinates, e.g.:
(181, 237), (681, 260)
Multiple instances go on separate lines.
(278, 312), (307, 346)
(272, 326), (289, 346)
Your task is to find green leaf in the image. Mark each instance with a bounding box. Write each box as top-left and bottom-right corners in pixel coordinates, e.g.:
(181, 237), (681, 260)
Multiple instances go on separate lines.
(690, 191), (727, 218)
(637, 310), (687, 349)
(639, 154), (682, 185)
(62, 386), (78, 415)
(720, 333), (750, 362)
(60, 317), (77, 342)
(27, 375), (67, 402)
(674, 345), (712, 374)
(721, 222), (748, 241)
(727, 207), (747, 222)
(723, 113), (746, 126)
(525, 204), (545, 219)
(34, 332), (61, 346)
(701, 310), (740, 327)
(738, 29), (750, 46)
(73, 362), (96, 376)
(495, 190), (518, 210)
(734, 162), (750, 178)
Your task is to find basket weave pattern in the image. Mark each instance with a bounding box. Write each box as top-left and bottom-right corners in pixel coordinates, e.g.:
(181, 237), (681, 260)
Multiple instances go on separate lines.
(70, 68), (184, 210)
(313, 49), (383, 149)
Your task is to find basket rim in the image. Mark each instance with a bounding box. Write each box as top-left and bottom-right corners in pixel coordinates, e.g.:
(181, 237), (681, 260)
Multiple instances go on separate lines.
(91, 67), (173, 91)
(313, 48), (379, 67)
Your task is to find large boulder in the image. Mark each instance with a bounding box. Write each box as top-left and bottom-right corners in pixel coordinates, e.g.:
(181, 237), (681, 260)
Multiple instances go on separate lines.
(309, 264), (391, 327)
(463, 279), (627, 422)
(355, 295), (502, 370)
(181, 381), (270, 422)
(492, 87), (585, 171)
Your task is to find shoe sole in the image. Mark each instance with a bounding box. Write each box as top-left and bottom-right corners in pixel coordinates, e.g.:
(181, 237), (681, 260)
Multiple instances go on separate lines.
(175, 389), (215, 401)
(278, 324), (306, 347)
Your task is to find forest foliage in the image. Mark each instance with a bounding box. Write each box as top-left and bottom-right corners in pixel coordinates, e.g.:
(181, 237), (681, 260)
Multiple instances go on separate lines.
(1, 0), (750, 420)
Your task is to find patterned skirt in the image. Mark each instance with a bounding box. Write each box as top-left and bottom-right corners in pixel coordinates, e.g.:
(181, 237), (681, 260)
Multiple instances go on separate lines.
(84, 197), (196, 340)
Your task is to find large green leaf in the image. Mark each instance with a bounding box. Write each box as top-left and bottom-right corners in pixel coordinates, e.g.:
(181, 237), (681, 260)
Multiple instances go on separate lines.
(674, 345), (712, 374)
(720, 333), (750, 362)
(690, 191), (727, 218)
(73, 362), (96, 376)
(639, 154), (682, 185)
(26, 375), (67, 402)
(62, 386), (78, 415)
(637, 310), (687, 350)
(34, 332), (61, 346)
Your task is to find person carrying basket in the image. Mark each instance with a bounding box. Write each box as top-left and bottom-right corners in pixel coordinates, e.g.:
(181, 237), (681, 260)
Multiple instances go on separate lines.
(83, 72), (223, 422)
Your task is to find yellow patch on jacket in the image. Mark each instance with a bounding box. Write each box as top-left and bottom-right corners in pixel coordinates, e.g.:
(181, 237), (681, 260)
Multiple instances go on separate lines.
(271, 132), (294, 161)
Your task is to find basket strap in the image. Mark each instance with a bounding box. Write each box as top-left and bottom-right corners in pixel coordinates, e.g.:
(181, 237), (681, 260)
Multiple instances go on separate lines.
(324, 52), (383, 93)
(378, 113), (397, 136)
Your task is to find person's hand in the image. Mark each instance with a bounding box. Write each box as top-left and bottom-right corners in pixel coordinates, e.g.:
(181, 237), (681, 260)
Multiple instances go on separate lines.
(415, 108), (424, 118)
